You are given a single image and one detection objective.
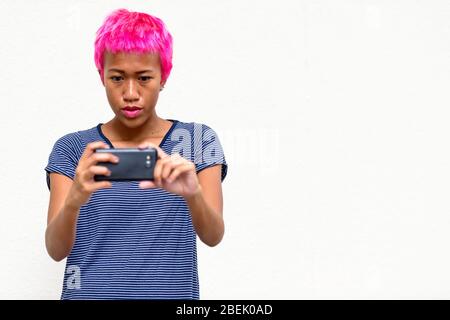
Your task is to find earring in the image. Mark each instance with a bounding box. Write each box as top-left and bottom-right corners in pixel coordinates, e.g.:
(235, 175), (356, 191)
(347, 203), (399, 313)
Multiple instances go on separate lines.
(160, 86), (164, 92)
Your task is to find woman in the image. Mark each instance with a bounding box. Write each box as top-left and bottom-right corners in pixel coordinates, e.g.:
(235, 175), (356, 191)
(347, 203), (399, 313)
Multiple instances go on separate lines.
(44, 8), (227, 300)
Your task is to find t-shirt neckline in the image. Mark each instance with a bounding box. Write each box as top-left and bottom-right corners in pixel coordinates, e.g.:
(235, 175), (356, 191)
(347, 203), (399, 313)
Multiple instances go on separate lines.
(96, 119), (178, 149)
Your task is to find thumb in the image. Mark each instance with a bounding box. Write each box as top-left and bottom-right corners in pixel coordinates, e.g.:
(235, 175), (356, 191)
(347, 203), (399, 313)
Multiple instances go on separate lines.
(138, 141), (157, 149)
(139, 180), (156, 189)
(138, 142), (168, 160)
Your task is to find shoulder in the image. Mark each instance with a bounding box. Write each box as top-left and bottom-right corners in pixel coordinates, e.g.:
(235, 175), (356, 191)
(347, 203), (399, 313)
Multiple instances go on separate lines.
(170, 120), (224, 156)
(167, 119), (226, 158)
(173, 120), (221, 139)
(51, 125), (98, 157)
(173, 120), (227, 180)
(53, 131), (81, 147)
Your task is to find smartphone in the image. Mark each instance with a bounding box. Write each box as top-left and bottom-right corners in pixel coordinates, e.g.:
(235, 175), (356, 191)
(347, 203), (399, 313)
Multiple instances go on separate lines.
(93, 147), (158, 181)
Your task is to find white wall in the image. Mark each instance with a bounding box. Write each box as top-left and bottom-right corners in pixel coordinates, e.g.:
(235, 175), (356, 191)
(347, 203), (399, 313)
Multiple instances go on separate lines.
(1, 0), (450, 299)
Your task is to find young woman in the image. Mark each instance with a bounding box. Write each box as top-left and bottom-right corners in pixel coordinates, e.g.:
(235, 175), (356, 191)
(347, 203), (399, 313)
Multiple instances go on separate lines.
(44, 8), (227, 300)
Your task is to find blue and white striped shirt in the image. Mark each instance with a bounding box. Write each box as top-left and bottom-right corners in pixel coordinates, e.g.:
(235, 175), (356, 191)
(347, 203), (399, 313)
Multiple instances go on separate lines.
(44, 119), (227, 300)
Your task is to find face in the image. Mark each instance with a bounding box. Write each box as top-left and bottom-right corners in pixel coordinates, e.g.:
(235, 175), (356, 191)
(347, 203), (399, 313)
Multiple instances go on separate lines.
(101, 51), (165, 127)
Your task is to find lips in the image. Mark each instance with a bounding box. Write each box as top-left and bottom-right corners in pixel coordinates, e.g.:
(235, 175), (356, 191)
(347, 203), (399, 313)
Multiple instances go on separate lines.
(123, 106), (142, 111)
(121, 107), (143, 119)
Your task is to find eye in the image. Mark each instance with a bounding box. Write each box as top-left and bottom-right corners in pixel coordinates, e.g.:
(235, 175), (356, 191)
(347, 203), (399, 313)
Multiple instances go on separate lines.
(139, 76), (152, 82)
(110, 76), (123, 82)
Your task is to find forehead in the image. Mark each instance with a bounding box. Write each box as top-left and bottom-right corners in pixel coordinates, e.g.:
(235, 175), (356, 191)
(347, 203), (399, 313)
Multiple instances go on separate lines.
(104, 51), (161, 72)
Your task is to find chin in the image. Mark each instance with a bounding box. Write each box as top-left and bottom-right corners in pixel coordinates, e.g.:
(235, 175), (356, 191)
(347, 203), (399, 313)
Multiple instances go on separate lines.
(118, 114), (147, 127)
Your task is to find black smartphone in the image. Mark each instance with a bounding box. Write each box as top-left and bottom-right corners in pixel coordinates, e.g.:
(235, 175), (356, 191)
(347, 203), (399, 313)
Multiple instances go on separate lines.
(93, 147), (158, 181)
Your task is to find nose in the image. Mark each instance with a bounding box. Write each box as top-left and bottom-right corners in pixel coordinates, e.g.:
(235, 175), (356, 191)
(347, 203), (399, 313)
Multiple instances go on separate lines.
(123, 79), (140, 102)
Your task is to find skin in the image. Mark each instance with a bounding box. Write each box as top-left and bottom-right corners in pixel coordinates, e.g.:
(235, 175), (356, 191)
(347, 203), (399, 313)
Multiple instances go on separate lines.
(100, 51), (170, 144)
(45, 51), (225, 261)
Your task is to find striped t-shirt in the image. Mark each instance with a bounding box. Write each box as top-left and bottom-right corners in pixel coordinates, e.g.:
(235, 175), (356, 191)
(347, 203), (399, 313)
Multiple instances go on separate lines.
(44, 119), (227, 300)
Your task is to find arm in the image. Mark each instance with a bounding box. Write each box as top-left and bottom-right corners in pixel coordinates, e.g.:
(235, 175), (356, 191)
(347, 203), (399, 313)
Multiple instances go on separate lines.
(45, 141), (116, 261)
(45, 173), (81, 261)
(138, 143), (226, 247)
(184, 165), (224, 247)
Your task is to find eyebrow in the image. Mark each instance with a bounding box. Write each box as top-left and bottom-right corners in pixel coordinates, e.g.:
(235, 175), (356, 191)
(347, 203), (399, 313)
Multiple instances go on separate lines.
(107, 68), (155, 74)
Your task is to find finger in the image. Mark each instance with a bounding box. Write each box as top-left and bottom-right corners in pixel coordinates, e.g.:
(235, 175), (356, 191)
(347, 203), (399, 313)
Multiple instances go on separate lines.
(161, 160), (175, 180)
(156, 146), (169, 159)
(138, 141), (157, 149)
(87, 165), (111, 178)
(138, 142), (168, 160)
(79, 165), (108, 182)
(170, 153), (184, 162)
(87, 153), (120, 168)
(166, 163), (194, 183)
(153, 156), (171, 184)
(86, 180), (113, 192)
(139, 180), (156, 189)
(80, 141), (110, 164)
(161, 155), (186, 180)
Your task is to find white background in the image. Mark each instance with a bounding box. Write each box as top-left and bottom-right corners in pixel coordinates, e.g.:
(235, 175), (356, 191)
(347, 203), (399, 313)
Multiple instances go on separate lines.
(1, 0), (449, 299)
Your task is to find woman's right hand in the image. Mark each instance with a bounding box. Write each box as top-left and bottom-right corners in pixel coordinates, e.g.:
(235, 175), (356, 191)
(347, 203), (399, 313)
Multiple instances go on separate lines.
(66, 141), (119, 208)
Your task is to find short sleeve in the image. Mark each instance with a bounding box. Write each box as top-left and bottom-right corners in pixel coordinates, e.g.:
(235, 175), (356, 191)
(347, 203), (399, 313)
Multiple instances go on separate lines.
(44, 133), (81, 191)
(193, 124), (228, 182)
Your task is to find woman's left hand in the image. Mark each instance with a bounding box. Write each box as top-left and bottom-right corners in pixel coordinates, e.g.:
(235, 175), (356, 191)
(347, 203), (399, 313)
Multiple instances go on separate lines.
(137, 142), (201, 199)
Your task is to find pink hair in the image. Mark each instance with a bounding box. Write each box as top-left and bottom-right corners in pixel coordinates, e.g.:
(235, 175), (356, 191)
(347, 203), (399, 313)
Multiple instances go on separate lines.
(94, 9), (173, 84)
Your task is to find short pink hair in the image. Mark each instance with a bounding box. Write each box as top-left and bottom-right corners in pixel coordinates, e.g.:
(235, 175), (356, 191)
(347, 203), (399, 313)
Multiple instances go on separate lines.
(94, 9), (173, 84)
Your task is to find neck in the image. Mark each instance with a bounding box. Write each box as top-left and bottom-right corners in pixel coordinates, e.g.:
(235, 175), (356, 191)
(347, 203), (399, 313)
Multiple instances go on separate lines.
(107, 114), (167, 142)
